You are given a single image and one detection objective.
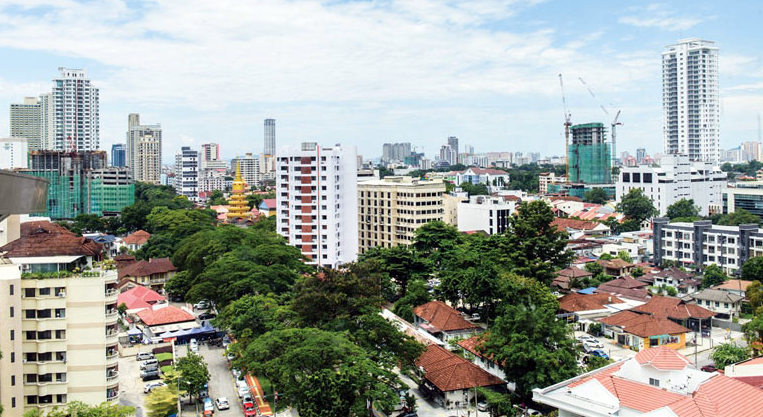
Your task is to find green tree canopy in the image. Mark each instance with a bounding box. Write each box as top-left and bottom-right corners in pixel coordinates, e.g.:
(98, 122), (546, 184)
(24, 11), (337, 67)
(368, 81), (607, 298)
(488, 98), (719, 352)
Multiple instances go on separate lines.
(175, 353), (210, 402)
(460, 182), (490, 196)
(616, 188), (657, 224)
(393, 279), (432, 322)
(715, 208), (761, 226)
(215, 294), (296, 343)
(359, 245), (430, 296)
(701, 264), (728, 289)
(22, 402), (135, 417)
(712, 343), (748, 368)
(205, 189), (227, 207)
(742, 256), (763, 282)
(666, 198), (700, 220)
(583, 188), (609, 204)
(145, 385), (178, 417)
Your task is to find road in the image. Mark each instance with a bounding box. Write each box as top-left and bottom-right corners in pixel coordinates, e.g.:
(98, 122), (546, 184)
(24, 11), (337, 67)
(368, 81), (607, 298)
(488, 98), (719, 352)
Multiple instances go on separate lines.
(177, 341), (242, 417)
(119, 351), (152, 417)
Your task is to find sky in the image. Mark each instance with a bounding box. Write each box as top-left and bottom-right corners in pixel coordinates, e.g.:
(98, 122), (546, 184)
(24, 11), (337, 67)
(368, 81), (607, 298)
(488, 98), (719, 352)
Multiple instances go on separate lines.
(0, 0), (761, 163)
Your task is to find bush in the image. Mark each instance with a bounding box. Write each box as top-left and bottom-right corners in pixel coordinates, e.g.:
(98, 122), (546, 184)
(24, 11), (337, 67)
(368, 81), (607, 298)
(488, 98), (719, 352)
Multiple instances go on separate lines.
(156, 352), (173, 362)
(160, 365), (174, 375)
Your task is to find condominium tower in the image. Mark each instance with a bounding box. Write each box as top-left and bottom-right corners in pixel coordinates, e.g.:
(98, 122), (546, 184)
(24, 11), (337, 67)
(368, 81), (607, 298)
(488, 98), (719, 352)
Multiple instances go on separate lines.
(126, 113), (162, 184)
(663, 39), (720, 163)
(357, 176), (445, 253)
(175, 147), (200, 202)
(9, 97), (42, 151)
(110, 144), (126, 167)
(47, 68), (100, 151)
(264, 119), (276, 156)
(276, 142), (358, 268)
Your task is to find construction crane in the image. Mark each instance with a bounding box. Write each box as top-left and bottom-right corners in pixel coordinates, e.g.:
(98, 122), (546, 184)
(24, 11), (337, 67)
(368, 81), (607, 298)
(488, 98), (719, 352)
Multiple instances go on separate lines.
(559, 74), (572, 182)
(578, 77), (622, 167)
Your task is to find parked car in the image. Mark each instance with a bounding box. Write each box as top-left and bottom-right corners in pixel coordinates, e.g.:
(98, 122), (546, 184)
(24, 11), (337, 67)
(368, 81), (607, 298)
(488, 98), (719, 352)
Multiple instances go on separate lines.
(198, 312), (217, 321)
(576, 334), (596, 343)
(215, 397), (229, 410)
(194, 300), (211, 310)
(144, 381), (166, 393)
(136, 352), (155, 361)
(701, 364), (717, 372)
(203, 397), (214, 417)
(190, 339), (199, 353)
(591, 350), (610, 360)
(140, 359), (159, 370)
(477, 401), (489, 411)
(583, 340), (604, 352)
(222, 335), (231, 348)
(244, 406), (257, 417)
(241, 394), (253, 406)
(237, 380), (250, 398)
(141, 370), (161, 381)
(469, 313), (481, 321)
(227, 352), (236, 361)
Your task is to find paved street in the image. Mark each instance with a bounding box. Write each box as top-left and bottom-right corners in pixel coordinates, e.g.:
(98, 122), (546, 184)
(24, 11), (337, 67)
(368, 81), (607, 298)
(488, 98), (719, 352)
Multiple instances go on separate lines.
(119, 350), (154, 417)
(177, 341), (242, 417)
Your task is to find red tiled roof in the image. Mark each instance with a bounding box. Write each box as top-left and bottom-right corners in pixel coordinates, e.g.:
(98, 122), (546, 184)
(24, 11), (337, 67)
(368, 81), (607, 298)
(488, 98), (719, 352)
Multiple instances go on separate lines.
(551, 217), (604, 231)
(413, 301), (478, 332)
(635, 346), (692, 370)
(415, 344), (505, 392)
(633, 295), (715, 320)
(117, 285), (166, 310)
(261, 199), (277, 209)
(1, 221), (102, 258)
(714, 280), (754, 292)
(123, 230), (151, 245)
(557, 266), (593, 279)
(597, 258), (635, 270)
(119, 257), (177, 279)
(599, 311), (690, 338)
(466, 168), (508, 175)
(558, 292), (623, 313)
(457, 333), (504, 365)
(550, 196), (583, 202)
(137, 305), (195, 326)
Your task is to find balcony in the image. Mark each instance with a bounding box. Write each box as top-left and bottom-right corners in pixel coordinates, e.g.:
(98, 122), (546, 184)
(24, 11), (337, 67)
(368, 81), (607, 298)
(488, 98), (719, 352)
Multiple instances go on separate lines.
(104, 288), (118, 301)
(106, 387), (119, 401)
(106, 371), (119, 382)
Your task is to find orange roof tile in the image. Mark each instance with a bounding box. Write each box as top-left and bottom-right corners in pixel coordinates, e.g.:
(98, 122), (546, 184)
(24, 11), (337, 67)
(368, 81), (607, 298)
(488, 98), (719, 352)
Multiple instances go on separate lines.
(117, 285), (166, 310)
(635, 346), (692, 370)
(415, 344), (504, 392)
(118, 257), (176, 279)
(123, 230), (151, 245)
(551, 217), (604, 231)
(714, 280), (754, 292)
(413, 301), (478, 332)
(1, 221), (102, 258)
(137, 305), (195, 326)
(633, 295), (714, 320)
(599, 311), (690, 338)
(558, 292), (623, 313)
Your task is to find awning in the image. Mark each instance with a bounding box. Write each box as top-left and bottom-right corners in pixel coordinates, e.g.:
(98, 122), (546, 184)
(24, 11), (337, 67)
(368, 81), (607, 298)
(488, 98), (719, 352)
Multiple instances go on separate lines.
(127, 328), (143, 336)
(577, 287), (597, 295)
(10, 255), (84, 264)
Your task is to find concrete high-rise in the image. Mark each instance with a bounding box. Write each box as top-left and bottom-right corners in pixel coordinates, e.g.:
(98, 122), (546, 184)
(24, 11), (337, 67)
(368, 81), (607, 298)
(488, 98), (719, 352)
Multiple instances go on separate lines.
(230, 153), (261, 188)
(10, 97), (42, 151)
(111, 144), (126, 167)
(47, 68), (100, 151)
(568, 123), (611, 184)
(126, 114), (162, 184)
(0, 138), (29, 169)
(264, 119), (276, 156)
(663, 39), (719, 163)
(276, 142), (358, 268)
(448, 136), (459, 155)
(201, 143), (220, 163)
(175, 147), (199, 202)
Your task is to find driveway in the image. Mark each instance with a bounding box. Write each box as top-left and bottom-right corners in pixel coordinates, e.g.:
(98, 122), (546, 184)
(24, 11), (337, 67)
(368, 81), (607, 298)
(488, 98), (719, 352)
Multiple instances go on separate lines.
(397, 373), (489, 417)
(119, 352), (150, 417)
(177, 340), (242, 417)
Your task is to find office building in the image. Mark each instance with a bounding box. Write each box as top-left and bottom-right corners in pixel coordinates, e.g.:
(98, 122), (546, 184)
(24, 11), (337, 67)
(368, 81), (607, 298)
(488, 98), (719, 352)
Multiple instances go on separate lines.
(636, 148), (646, 164)
(0, 138), (29, 169)
(174, 147), (199, 202)
(447, 136), (459, 155)
(457, 195), (516, 235)
(663, 39), (719, 163)
(617, 155), (726, 216)
(20, 151), (134, 219)
(264, 119), (276, 156)
(198, 170), (227, 195)
(569, 123), (611, 184)
(0, 220), (119, 416)
(230, 153), (261, 189)
(439, 145), (457, 166)
(723, 182), (763, 219)
(110, 144), (126, 167)
(741, 141), (762, 162)
(126, 114), (162, 184)
(381, 142), (412, 163)
(46, 68), (100, 151)
(653, 218), (763, 275)
(276, 142), (358, 268)
(10, 97), (42, 151)
(357, 176), (445, 253)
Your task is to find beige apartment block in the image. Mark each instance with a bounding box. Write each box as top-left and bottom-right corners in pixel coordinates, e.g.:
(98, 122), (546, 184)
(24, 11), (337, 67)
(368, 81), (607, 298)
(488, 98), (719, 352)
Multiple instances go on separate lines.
(0, 265), (119, 416)
(358, 176), (445, 253)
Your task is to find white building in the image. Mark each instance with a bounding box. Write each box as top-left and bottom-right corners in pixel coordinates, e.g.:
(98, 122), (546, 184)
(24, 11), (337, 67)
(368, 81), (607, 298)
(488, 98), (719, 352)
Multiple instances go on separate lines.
(231, 153), (261, 189)
(539, 172), (566, 194)
(47, 68), (100, 151)
(0, 138), (29, 169)
(126, 113), (162, 184)
(200, 143), (220, 169)
(10, 97), (42, 151)
(198, 169), (227, 195)
(616, 154), (726, 216)
(663, 39), (720, 163)
(457, 195), (516, 235)
(276, 142), (358, 268)
(455, 167), (510, 191)
(175, 147), (199, 202)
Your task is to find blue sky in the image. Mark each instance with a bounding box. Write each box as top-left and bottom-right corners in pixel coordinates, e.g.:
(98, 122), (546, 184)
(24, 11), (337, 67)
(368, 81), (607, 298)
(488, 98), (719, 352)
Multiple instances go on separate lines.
(0, 0), (761, 162)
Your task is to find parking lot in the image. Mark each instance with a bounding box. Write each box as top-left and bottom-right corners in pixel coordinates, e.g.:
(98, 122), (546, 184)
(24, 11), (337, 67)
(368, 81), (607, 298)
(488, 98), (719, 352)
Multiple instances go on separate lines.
(176, 340), (242, 417)
(119, 347), (159, 417)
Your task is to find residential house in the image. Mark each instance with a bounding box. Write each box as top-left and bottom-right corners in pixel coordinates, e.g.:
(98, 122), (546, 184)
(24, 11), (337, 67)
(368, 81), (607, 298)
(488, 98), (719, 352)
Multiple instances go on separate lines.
(552, 266), (593, 292)
(724, 357), (763, 390)
(456, 334), (508, 384)
(116, 285), (166, 314)
(84, 234), (120, 258)
(413, 301), (481, 342)
(597, 258), (634, 277)
(533, 346), (763, 417)
(117, 257), (177, 293)
(135, 304), (197, 339)
(122, 230), (151, 252)
(598, 241), (645, 263)
(454, 167), (510, 191)
(599, 310), (691, 350)
(597, 276), (650, 302)
(632, 295), (714, 332)
(415, 344), (506, 410)
(648, 267), (701, 296)
(258, 198), (276, 216)
(691, 289), (744, 320)
(713, 279), (754, 298)
(558, 292), (628, 322)
(551, 218), (610, 239)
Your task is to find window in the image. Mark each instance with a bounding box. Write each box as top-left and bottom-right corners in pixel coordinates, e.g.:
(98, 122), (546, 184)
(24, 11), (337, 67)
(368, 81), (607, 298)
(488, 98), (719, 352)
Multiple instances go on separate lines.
(649, 378), (660, 387)
(11, 398), (15, 408)
(10, 352), (14, 363)
(9, 284), (13, 295)
(10, 330), (14, 340)
(38, 288), (51, 296)
(724, 303), (729, 308)
(24, 288), (35, 298)
(10, 306), (14, 317)
(11, 375), (15, 386)
(715, 301), (720, 307)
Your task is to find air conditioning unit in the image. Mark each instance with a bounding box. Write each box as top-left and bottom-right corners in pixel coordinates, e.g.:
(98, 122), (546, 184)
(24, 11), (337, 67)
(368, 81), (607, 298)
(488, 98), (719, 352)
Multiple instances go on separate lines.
(57, 292), (66, 297)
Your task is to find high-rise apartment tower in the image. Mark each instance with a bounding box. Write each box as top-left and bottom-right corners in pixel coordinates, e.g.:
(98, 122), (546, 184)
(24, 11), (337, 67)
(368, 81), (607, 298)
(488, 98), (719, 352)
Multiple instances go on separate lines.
(264, 119), (276, 156)
(10, 97), (42, 151)
(48, 68), (100, 151)
(126, 114), (162, 184)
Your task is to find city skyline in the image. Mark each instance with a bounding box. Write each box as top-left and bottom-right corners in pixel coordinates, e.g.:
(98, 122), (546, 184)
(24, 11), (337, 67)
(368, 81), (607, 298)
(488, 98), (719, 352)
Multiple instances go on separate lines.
(0, 1), (762, 162)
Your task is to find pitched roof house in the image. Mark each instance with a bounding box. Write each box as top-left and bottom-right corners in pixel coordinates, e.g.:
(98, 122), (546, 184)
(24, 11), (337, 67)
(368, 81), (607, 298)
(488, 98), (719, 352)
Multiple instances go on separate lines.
(122, 230), (151, 251)
(551, 218), (610, 238)
(597, 276), (650, 302)
(552, 266), (593, 291)
(413, 301), (480, 341)
(599, 310), (691, 350)
(1, 220), (103, 271)
(117, 285), (166, 312)
(691, 288), (745, 320)
(558, 292), (625, 319)
(117, 257), (177, 292)
(596, 258), (634, 277)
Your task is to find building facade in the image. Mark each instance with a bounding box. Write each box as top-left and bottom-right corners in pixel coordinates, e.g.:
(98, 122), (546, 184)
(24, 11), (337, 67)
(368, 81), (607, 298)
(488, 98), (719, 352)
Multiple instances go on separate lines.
(276, 142), (358, 268)
(48, 68), (100, 151)
(110, 144), (126, 167)
(653, 218), (763, 275)
(357, 176), (445, 253)
(200, 143), (220, 167)
(569, 123), (611, 184)
(230, 153), (261, 189)
(264, 119), (276, 157)
(381, 142), (412, 163)
(10, 97), (42, 151)
(616, 154), (726, 216)
(0, 138), (29, 169)
(663, 39), (720, 163)
(723, 181), (763, 218)
(457, 195), (516, 235)
(126, 114), (162, 184)
(174, 147), (199, 202)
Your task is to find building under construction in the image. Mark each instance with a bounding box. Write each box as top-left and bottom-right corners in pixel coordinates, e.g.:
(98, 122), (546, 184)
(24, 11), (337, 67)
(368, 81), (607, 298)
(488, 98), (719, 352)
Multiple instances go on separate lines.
(19, 150), (134, 219)
(568, 123), (612, 184)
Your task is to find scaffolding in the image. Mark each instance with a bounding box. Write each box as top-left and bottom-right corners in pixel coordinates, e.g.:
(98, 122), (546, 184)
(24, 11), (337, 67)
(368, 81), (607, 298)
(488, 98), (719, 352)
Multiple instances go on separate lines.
(568, 143), (612, 184)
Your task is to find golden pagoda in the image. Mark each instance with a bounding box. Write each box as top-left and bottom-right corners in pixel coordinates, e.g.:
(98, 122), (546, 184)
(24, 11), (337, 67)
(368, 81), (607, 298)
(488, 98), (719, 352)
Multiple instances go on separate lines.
(227, 162), (250, 219)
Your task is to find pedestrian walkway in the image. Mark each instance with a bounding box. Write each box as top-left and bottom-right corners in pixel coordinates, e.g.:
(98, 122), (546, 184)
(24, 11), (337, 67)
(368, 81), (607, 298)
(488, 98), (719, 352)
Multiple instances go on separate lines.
(245, 374), (273, 416)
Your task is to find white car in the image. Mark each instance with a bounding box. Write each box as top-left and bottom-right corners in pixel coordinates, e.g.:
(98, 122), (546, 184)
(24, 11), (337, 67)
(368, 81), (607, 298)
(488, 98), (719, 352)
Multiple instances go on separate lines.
(237, 380), (250, 398)
(215, 397), (230, 410)
(189, 339), (199, 353)
(583, 340), (604, 352)
(144, 381), (166, 393)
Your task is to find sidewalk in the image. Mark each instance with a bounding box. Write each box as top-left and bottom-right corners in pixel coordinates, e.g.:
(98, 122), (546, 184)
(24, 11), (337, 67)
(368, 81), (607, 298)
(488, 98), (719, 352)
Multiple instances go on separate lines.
(245, 374), (273, 416)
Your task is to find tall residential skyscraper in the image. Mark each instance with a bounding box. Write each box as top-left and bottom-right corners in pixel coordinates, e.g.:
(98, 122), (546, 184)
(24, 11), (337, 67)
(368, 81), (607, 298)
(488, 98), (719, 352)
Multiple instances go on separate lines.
(276, 142), (358, 268)
(111, 144), (126, 167)
(663, 38), (719, 163)
(10, 97), (42, 151)
(48, 68), (100, 151)
(264, 119), (276, 156)
(447, 136), (459, 155)
(201, 143), (220, 163)
(126, 113), (162, 184)
(175, 146), (199, 202)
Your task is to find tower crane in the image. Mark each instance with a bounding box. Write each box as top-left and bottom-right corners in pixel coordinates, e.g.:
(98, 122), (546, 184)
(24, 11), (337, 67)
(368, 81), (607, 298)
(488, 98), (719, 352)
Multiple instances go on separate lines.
(578, 77), (622, 167)
(558, 74), (572, 182)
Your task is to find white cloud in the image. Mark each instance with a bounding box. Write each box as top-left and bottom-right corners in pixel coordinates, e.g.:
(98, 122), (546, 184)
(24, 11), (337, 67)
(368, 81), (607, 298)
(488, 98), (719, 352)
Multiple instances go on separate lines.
(618, 3), (705, 31)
